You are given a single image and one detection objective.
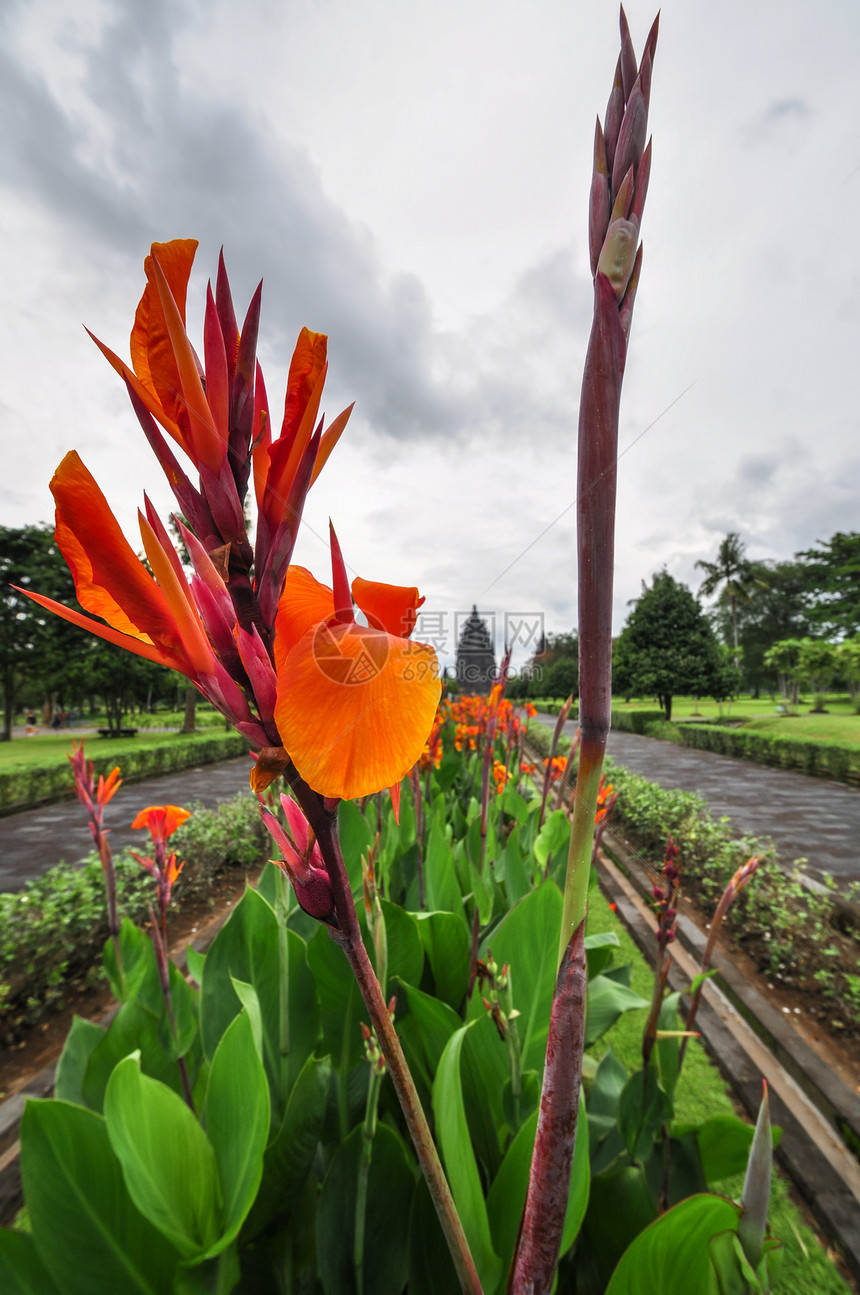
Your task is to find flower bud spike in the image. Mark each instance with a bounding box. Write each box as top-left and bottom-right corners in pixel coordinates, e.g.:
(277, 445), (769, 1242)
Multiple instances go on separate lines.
(619, 6), (638, 102)
(739, 1080), (772, 1272)
(203, 283), (230, 449)
(619, 244), (644, 340)
(589, 117), (612, 274)
(604, 59), (624, 174)
(611, 75), (648, 198)
(610, 165), (635, 222)
(630, 139), (652, 230)
(215, 249), (239, 381)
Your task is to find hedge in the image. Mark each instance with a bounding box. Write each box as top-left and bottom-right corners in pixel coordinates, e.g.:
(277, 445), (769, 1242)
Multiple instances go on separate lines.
(673, 723), (860, 786)
(0, 732), (250, 815)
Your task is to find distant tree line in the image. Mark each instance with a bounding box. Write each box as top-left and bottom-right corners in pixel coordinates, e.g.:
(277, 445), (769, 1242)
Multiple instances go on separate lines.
(0, 524), (187, 739)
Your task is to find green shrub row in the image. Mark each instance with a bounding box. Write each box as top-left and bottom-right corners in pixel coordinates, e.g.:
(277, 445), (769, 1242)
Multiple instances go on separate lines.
(0, 792), (266, 1040)
(601, 756), (860, 1027)
(0, 731), (250, 814)
(610, 708), (667, 735)
(673, 723), (860, 786)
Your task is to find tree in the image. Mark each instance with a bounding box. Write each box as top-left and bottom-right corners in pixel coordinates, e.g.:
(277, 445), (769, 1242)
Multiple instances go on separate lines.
(0, 526), (80, 739)
(835, 638), (860, 712)
(797, 638), (837, 712)
(695, 532), (758, 667)
(762, 638), (804, 705)
(612, 571), (728, 720)
(713, 559), (812, 695)
(795, 531), (860, 638)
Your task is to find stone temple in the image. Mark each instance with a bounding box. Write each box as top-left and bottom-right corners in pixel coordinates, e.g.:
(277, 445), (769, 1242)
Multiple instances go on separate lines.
(456, 606), (497, 695)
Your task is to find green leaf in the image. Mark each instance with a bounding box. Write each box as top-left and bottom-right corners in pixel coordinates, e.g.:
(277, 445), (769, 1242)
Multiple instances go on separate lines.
(480, 882), (562, 1071)
(502, 783), (529, 825)
(655, 991), (682, 1100)
(584, 930), (621, 980)
(186, 945), (206, 986)
(408, 1178), (460, 1295)
(243, 1052), (332, 1240)
(415, 910), (471, 1008)
(21, 1098), (181, 1294)
(433, 1025), (502, 1294)
(503, 832), (532, 907)
(317, 1123), (415, 1295)
(54, 1015), (104, 1106)
(673, 1115), (782, 1186)
(604, 1193), (741, 1295)
(579, 1165), (658, 1290)
(82, 995), (185, 1112)
(104, 1055), (222, 1260)
(585, 974), (649, 1047)
(0, 1228), (61, 1294)
(617, 1065), (672, 1164)
(203, 1010), (270, 1247)
(460, 1011), (510, 1180)
(380, 898), (424, 987)
(103, 917), (153, 1003)
(308, 924), (363, 1068)
(161, 959), (199, 1060)
(588, 1046), (629, 1118)
(396, 979), (462, 1103)
(424, 819), (464, 915)
(487, 1090), (590, 1275)
(533, 809), (570, 875)
(339, 799), (372, 892)
(228, 976), (263, 1057)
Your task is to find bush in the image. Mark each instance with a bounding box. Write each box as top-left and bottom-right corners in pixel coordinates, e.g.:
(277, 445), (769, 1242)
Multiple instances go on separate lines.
(0, 731), (250, 814)
(673, 723), (860, 785)
(0, 791), (266, 1037)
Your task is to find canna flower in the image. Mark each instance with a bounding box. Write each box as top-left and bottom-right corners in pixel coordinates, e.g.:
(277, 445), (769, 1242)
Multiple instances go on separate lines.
(20, 240), (440, 803)
(492, 760), (509, 795)
(131, 804), (191, 939)
(259, 792), (336, 924)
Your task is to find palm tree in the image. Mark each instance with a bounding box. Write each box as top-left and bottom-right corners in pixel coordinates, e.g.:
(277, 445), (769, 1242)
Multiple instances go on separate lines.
(696, 532), (756, 668)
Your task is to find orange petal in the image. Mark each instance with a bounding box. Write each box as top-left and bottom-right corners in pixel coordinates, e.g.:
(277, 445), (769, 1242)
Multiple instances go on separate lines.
(352, 578), (424, 638)
(18, 588), (190, 672)
(51, 452), (191, 658)
(130, 239), (198, 427)
(274, 623), (440, 800)
(132, 804), (191, 837)
(273, 567), (335, 669)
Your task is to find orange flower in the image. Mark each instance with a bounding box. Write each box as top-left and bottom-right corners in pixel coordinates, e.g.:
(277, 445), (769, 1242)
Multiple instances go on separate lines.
(131, 805), (192, 839)
(272, 526), (440, 800)
(492, 760), (509, 794)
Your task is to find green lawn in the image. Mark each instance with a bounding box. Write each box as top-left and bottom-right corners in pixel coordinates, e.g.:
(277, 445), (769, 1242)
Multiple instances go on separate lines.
(610, 695), (860, 745)
(0, 728), (233, 771)
(586, 883), (853, 1294)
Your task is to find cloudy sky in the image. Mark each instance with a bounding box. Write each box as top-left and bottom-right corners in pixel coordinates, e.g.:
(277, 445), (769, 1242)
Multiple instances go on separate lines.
(1, 0), (857, 671)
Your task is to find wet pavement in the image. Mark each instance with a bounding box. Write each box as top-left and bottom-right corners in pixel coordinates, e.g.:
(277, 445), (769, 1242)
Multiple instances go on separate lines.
(0, 756), (254, 893)
(539, 714), (860, 886)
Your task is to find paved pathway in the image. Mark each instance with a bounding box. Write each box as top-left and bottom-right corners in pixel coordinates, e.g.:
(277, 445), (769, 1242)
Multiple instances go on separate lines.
(538, 714), (860, 886)
(0, 757), (253, 893)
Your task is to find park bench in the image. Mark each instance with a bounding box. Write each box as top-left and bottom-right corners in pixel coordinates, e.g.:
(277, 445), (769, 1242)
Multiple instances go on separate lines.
(97, 728), (138, 738)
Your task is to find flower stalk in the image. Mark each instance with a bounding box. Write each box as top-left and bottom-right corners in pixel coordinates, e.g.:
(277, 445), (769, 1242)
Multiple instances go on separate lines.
(512, 10), (658, 1290)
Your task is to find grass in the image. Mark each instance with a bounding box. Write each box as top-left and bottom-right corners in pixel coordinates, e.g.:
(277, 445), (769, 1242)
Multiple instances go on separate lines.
(585, 882), (853, 1294)
(0, 727), (234, 771)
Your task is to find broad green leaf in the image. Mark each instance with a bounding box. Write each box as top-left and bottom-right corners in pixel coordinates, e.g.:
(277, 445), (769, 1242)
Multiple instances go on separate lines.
(415, 910), (470, 1008)
(308, 924), (362, 1068)
(672, 1115), (782, 1186)
(461, 1011), (510, 1180)
(604, 1193), (741, 1295)
(203, 1010), (270, 1248)
(317, 1123), (415, 1295)
(54, 1015), (104, 1106)
(21, 1099), (181, 1294)
(585, 974), (649, 1047)
(339, 798), (372, 892)
(173, 1245), (240, 1295)
(487, 1090), (590, 1276)
(408, 1178), (460, 1295)
(433, 1025), (502, 1294)
(229, 976), (263, 1058)
(396, 979), (461, 1104)
(480, 882), (562, 1071)
(503, 832), (531, 907)
(380, 898), (424, 987)
(588, 1047), (629, 1118)
(617, 1065), (672, 1164)
(424, 819), (464, 915)
(656, 991), (682, 1100)
(185, 945), (206, 986)
(82, 995), (184, 1112)
(502, 783), (529, 825)
(104, 1055), (222, 1259)
(103, 917), (154, 1003)
(578, 1166), (657, 1291)
(584, 930), (621, 980)
(243, 1052), (332, 1240)
(0, 1227), (61, 1294)
(533, 809), (570, 873)
(161, 960), (199, 1060)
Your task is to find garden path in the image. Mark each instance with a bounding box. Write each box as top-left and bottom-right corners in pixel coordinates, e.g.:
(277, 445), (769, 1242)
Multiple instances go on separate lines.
(541, 715), (860, 887)
(0, 755), (252, 892)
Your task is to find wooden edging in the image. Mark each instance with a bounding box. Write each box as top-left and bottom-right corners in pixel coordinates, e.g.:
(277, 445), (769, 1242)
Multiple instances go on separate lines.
(596, 829), (860, 1286)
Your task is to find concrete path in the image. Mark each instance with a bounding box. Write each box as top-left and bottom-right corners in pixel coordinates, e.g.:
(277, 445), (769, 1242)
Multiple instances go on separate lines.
(0, 756), (253, 893)
(538, 714), (860, 885)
